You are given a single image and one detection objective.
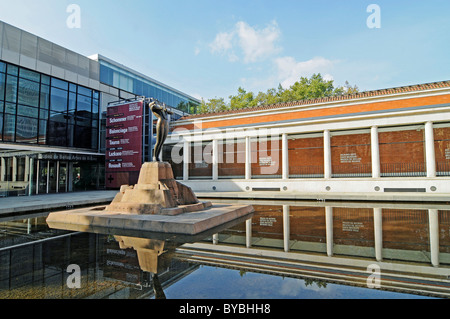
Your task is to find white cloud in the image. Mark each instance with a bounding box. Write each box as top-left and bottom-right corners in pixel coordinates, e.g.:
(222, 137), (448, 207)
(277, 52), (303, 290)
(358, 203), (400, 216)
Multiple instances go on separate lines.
(275, 56), (335, 88)
(209, 20), (281, 63)
(235, 20), (281, 63)
(210, 31), (234, 54)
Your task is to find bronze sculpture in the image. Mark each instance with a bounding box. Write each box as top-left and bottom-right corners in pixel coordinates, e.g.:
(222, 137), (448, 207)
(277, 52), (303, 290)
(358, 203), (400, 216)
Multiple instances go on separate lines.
(149, 99), (173, 162)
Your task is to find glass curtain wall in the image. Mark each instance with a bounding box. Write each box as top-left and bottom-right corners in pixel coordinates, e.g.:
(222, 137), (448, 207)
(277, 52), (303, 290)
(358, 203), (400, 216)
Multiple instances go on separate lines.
(99, 61), (199, 115)
(0, 60), (100, 150)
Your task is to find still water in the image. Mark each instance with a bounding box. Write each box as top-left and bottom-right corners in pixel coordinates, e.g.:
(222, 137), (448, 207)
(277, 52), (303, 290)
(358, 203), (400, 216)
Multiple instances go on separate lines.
(0, 199), (449, 299)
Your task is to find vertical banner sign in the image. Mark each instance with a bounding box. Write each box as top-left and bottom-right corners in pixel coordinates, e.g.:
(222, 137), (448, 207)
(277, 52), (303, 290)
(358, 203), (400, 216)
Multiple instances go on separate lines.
(105, 101), (144, 188)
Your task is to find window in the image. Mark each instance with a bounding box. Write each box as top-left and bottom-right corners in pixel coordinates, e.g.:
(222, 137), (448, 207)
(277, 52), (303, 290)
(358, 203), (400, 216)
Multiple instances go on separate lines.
(5, 75), (17, 103)
(50, 87), (68, 113)
(0, 73), (5, 100)
(18, 78), (40, 107)
(16, 116), (38, 143)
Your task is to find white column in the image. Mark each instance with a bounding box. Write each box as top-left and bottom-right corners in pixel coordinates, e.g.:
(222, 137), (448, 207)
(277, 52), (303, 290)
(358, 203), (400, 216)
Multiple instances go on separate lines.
(324, 130), (332, 179)
(371, 126), (381, 178)
(56, 161), (60, 193)
(0, 158), (5, 182)
(24, 156), (30, 182)
(428, 209), (439, 267)
(183, 140), (190, 181)
(425, 122), (436, 178)
(325, 206), (333, 257)
(213, 233), (219, 245)
(373, 208), (383, 262)
(245, 136), (251, 180)
(36, 160), (40, 194)
(46, 161), (50, 194)
(212, 139), (218, 180)
(283, 205), (290, 252)
(282, 133), (289, 180)
(12, 157), (17, 182)
(246, 218), (252, 248)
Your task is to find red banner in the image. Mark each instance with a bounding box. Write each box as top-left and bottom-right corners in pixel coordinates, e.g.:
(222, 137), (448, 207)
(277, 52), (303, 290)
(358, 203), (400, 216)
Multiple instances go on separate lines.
(105, 101), (144, 188)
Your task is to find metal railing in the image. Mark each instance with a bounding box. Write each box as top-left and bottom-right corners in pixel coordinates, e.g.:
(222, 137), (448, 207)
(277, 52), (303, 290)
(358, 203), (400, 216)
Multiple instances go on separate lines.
(332, 163), (372, 178)
(289, 165), (324, 178)
(437, 162), (450, 176)
(381, 162), (426, 177)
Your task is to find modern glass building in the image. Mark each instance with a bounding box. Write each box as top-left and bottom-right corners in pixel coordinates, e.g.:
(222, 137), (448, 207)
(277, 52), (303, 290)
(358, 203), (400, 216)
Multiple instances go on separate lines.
(0, 21), (200, 197)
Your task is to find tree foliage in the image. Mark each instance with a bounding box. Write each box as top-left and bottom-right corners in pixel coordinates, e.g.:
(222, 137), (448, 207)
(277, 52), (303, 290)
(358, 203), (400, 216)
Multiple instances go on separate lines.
(198, 73), (359, 114)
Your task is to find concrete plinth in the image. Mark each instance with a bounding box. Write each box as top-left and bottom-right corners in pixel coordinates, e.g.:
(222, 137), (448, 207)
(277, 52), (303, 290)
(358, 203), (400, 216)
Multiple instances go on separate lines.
(46, 162), (254, 236)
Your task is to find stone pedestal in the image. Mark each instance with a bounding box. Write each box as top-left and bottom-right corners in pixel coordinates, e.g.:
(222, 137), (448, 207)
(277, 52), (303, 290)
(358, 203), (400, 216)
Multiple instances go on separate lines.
(105, 162), (211, 216)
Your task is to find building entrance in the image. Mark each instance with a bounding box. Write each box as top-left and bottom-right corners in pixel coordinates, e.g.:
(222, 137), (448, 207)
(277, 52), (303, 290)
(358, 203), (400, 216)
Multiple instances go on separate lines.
(0, 150), (104, 197)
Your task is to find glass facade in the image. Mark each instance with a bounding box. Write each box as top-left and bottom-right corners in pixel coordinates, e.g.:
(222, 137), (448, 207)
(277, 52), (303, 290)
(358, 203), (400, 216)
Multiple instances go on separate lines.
(0, 60), (100, 150)
(99, 60), (199, 115)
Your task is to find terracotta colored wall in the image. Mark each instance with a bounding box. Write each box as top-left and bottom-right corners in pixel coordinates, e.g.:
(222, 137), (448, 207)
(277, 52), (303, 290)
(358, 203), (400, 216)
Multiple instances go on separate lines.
(379, 129), (425, 174)
(434, 127), (450, 172)
(218, 140), (245, 178)
(288, 136), (324, 176)
(250, 138), (282, 176)
(331, 133), (371, 175)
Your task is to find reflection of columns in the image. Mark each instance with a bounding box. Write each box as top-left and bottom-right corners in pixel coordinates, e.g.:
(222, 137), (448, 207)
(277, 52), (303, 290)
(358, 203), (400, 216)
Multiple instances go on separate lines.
(425, 122), (436, 178)
(325, 206), (333, 257)
(371, 126), (380, 178)
(213, 233), (219, 245)
(183, 140), (190, 181)
(245, 136), (251, 180)
(282, 133), (288, 180)
(283, 205), (290, 252)
(428, 209), (439, 267)
(373, 208), (383, 262)
(28, 158), (34, 196)
(246, 218), (252, 248)
(324, 130), (332, 179)
(212, 139), (218, 180)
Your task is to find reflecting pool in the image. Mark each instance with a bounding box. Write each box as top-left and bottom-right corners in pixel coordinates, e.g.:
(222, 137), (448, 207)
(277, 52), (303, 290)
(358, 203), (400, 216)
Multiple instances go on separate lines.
(0, 200), (449, 299)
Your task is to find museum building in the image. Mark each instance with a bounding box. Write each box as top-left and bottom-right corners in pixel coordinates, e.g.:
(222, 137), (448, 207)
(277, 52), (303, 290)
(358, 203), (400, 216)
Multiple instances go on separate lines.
(0, 21), (200, 197)
(166, 79), (450, 197)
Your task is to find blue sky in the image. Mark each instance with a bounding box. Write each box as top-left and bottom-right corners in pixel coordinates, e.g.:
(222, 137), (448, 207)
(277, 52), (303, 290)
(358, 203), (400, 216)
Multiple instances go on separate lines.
(1, 0), (449, 102)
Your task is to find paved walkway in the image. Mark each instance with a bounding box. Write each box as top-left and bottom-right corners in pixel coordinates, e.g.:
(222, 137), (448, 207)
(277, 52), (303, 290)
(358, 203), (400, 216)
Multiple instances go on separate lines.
(0, 190), (117, 216)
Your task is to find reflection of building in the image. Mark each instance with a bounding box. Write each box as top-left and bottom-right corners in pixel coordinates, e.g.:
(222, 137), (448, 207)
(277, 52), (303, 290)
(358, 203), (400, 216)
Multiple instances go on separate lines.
(0, 215), (198, 299)
(0, 21), (200, 197)
(179, 200), (450, 298)
(168, 81), (450, 197)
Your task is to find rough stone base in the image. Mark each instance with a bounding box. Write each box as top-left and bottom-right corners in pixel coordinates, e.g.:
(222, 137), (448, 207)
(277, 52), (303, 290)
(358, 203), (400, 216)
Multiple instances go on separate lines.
(46, 203), (254, 236)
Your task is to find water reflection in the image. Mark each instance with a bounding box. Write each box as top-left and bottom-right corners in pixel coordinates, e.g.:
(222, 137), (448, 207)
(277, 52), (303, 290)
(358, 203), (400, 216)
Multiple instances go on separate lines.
(0, 200), (449, 299)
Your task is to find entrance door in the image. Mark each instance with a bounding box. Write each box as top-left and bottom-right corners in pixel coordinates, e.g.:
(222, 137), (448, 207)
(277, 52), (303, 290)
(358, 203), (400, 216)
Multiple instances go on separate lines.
(48, 161), (57, 193)
(38, 160), (47, 194)
(58, 162), (68, 193)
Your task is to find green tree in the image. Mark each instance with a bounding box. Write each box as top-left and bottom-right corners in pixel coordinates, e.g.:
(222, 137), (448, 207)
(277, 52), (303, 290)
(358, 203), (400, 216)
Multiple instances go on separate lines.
(198, 97), (228, 114)
(196, 74), (358, 114)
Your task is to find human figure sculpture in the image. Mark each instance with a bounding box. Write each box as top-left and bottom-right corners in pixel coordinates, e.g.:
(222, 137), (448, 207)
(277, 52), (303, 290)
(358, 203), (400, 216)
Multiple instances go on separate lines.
(149, 99), (173, 162)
